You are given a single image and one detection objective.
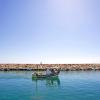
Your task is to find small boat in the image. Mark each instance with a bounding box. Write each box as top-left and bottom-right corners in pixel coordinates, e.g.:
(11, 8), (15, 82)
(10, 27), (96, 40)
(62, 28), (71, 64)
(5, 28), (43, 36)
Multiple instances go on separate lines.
(32, 68), (60, 79)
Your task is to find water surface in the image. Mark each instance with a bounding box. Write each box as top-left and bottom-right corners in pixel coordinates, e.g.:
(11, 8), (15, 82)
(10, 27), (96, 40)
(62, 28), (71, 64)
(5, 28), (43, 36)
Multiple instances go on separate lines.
(0, 71), (100, 100)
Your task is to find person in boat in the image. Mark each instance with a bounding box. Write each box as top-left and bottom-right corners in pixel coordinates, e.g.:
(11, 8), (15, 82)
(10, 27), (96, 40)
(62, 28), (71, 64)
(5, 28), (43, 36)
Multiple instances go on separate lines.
(51, 68), (60, 75)
(46, 68), (60, 76)
(50, 68), (56, 75)
(46, 68), (56, 76)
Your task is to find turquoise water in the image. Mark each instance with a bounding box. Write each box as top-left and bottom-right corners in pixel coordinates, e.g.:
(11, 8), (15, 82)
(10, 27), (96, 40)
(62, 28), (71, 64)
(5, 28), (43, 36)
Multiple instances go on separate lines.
(0, 71), (100, 100)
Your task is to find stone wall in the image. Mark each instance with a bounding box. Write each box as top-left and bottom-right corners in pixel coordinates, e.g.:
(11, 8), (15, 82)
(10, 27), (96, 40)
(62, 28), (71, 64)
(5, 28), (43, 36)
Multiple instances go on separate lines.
(0, 64), (100, 71)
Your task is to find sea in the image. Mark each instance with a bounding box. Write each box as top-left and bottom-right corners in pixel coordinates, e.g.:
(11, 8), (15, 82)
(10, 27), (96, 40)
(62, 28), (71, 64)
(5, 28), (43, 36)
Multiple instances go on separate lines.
(0, 71), (100, 100)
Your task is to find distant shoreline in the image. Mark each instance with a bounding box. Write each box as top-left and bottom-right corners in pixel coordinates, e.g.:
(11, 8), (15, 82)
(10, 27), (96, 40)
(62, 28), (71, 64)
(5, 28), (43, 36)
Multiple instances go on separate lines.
(0, 64), (100, 71)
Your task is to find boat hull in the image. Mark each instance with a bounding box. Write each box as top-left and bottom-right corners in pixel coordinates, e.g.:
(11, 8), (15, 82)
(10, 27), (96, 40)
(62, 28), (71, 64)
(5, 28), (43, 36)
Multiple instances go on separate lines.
(32, 74), (58, 79)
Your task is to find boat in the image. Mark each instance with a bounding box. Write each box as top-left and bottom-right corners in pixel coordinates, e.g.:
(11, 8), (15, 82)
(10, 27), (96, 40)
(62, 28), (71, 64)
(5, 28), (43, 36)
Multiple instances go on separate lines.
(32, 68), (60, 79)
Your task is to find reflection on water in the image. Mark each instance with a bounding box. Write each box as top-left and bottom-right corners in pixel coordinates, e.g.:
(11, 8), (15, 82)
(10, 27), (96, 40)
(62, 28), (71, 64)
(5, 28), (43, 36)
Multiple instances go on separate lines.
(31, 77), (60, 100)
(46, 77), (60, 87)
(32, 77), (60, 87)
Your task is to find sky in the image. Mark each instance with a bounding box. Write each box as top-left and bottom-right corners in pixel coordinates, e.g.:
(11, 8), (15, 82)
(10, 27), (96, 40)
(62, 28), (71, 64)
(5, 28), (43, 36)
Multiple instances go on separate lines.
(0, 0), (100, 64)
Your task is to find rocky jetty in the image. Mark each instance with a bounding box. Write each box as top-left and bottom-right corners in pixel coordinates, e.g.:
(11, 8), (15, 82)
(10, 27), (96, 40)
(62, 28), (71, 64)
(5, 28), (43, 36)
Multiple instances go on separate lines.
(0, 64), (100, 71)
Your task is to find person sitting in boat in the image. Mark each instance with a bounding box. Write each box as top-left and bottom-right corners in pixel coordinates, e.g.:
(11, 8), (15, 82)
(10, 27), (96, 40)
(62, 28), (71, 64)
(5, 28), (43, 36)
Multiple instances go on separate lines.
(50, 68), (56, 75)
(51, 68), (60, 75)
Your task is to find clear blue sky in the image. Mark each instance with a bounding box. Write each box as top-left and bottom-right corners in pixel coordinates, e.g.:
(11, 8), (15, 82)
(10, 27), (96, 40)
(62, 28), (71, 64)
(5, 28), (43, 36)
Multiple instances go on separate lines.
(0, 0), (100, 64)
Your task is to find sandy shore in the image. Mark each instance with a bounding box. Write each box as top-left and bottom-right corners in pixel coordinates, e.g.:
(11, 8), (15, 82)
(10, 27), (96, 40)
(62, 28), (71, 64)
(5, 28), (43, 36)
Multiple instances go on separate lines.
(0, 64), (100, 71)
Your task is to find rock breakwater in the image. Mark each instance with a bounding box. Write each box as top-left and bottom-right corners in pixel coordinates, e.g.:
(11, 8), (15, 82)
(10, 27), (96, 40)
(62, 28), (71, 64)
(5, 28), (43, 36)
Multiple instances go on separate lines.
(0, 64), (100, 71)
